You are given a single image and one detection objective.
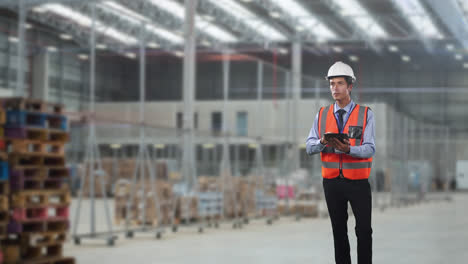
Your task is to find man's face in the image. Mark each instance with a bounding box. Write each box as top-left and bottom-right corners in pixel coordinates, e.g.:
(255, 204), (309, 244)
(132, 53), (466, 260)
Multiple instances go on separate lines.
(329, 77), (352, 101)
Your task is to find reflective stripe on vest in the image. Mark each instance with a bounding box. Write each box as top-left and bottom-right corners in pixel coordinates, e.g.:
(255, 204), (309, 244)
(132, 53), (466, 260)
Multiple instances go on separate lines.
(319, 104), (373, 180)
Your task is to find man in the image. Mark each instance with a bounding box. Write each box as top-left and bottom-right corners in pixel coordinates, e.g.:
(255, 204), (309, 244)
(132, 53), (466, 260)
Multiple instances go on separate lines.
(306, 61), (376, 264)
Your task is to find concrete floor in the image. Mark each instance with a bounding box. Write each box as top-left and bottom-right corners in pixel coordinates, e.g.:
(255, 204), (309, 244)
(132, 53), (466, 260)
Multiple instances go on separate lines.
(66, 193), (468, 264)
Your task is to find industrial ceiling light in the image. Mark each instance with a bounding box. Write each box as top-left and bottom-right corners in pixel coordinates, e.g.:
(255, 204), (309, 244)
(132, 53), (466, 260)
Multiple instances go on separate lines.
(78, 54), (89, 60)
(202, 143), (214, 149)
(463, 63), (468, 69)
(8, 36), (18, 43)
(295, 25), (305, 32)
(47, 46), (58, 52)
(240, 0), (253, 2)
(401, 55), (411, 62)
(277, 47), (288, 54)
(154, 144), (165, 149)
(201, 40), (212, 47)
(110, 144), (122, 149)
(388, 45), (399, 52)
(125, 52), (136, 59)
(147, 42), (160, 48)
(25, 23), (33, 29)
(202, 15), (215, 22)
(455, 54), (463, 60)
(96, 44), (107, 50)
(59, 34), (72, 40)
(248, 143), (258, 149)
(332, 46), (343, 53)
(270, 0), (337, 39)
(174, 51), (184, 57)
(446, 44), (455, 51)
(269, 11), (281, 18)
(331, 0), (388, 38)
(32, 6), (46, 13)
(349, 55), (359, 62)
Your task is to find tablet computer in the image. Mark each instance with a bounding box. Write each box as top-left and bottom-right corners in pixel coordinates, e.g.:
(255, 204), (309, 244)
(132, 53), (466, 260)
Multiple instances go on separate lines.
(324, 132), (349, 143)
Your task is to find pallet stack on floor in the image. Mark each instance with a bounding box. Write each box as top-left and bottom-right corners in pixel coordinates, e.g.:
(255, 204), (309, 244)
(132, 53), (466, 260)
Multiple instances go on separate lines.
(0, 108), (9, 263)
(0, 98), (75, 264)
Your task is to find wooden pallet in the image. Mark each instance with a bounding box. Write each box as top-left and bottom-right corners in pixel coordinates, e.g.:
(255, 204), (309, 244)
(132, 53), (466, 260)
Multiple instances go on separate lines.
(11, 205), (69, 222)
(0, 180), (9, 195)
(46, 114), (67, 131)
(11, 189), (70, 208)
(1, 97), (65, 114)
(47, 167), (69, 179)
(0, 222), (7, 239)
(21, 231), (67, 247)
(6, 139), (46, 154)
(10, 177), (64, 192)
(23, 256), (75, 264)
(10, 167), (68, 180)
(0, 195), (8, 211)
(47, 130), (69, 142)
(0, 109), (5, 124)
(5, 127), (48, 141)
(7, 219), (69, 234)
(0, 210), (8, 224)
(10, 168), (47, 181)
(8, 152), (65, 168)
(20, 244), (63, 262)
(2, 243), (21, 263)
(1, 97), (47, 112)
(8, 152), (44, 167)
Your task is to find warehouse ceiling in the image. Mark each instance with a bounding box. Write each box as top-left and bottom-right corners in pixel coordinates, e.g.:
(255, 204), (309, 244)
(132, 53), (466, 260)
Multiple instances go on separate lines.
(1, 0), (468, 132)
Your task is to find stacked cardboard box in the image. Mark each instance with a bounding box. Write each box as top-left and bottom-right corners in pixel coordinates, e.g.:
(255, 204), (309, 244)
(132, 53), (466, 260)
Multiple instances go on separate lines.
(0, 98), (74, 264)
(114, 179), (173, 226)
(78, 158), (174, 198)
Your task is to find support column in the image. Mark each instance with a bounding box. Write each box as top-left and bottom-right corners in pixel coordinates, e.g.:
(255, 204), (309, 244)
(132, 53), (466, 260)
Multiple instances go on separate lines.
(291, 41), (302, 171)
(16, 0), (26, 97)
(182, 0), (198, 189)
(31, 52), (49, 100)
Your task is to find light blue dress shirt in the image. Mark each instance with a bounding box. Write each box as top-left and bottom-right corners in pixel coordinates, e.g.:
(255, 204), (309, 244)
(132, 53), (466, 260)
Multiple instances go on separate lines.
(305, 100), (376, 159)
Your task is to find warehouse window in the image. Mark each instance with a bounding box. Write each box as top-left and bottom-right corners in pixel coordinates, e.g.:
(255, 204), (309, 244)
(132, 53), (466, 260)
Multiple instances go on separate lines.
(236, 111), (248, 136)
(176, 112), (198, 129)
(211, 112), (222, 134)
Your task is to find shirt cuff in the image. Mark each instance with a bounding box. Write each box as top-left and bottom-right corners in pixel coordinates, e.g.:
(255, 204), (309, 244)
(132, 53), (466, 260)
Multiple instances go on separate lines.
(319, 142), (327, 150)
(348, 146), (355, 155)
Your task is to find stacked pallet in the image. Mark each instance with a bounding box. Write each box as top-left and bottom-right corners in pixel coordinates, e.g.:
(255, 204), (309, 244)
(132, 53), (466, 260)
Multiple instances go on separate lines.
(0, 98), (74, 264)
(0, 108), (8, 262)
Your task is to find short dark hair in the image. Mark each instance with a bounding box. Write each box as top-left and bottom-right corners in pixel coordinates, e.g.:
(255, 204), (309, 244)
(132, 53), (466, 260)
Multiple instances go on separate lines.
(328, 75), (353, 85)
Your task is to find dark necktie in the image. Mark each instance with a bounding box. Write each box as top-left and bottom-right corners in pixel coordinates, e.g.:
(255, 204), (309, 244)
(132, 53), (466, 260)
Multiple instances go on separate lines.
(337, 109), (346, 132)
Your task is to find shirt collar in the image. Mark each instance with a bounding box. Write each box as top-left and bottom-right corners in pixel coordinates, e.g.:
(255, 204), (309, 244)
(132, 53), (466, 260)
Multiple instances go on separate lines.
(334, 100), (354, 114)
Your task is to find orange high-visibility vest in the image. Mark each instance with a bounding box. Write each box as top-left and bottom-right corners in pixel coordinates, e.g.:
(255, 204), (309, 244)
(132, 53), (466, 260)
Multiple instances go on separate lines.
(317, 104), (373, 180)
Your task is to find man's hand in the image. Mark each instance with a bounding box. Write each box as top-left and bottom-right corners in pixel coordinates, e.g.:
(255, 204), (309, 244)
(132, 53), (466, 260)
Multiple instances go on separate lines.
(320, 136), (328, 145)
(328, 138), (350, 153)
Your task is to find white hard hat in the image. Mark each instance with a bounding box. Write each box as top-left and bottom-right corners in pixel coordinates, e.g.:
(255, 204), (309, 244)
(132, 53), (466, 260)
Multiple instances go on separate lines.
(326, 61), (356, 82)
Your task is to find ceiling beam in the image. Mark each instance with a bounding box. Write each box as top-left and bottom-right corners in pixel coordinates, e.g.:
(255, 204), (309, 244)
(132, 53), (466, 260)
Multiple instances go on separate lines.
(0, 0), (103, 7)
(198, 0), (279, 45)
(319, 0), (383, 54)
(117, 0), (227, 48)
(426, 0), (468, 49)
(389, 0), (434, 54)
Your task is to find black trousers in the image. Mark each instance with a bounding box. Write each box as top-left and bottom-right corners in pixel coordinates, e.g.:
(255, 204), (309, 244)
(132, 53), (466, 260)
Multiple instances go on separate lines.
(323, 177), (373, 264)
